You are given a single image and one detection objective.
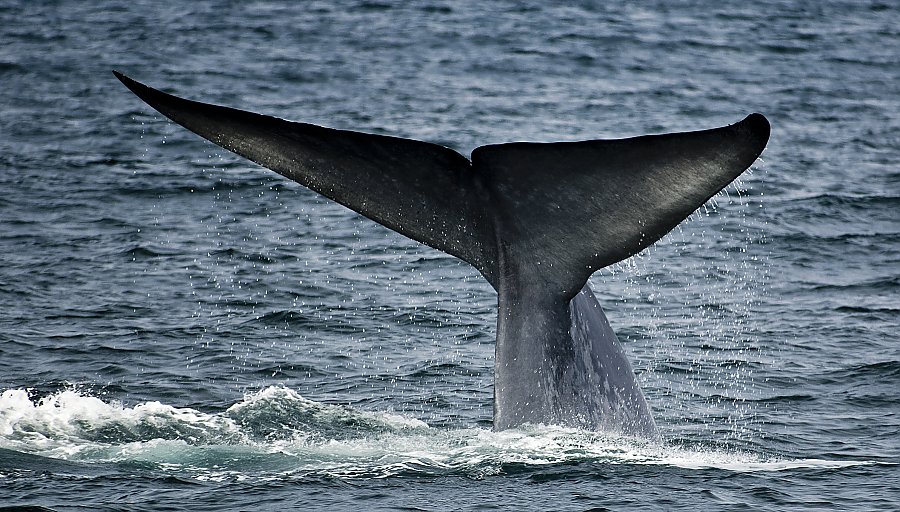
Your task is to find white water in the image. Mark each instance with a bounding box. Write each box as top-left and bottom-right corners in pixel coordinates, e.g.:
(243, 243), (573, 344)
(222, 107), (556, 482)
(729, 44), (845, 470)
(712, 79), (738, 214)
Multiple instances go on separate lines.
(0, 387), (875, 481)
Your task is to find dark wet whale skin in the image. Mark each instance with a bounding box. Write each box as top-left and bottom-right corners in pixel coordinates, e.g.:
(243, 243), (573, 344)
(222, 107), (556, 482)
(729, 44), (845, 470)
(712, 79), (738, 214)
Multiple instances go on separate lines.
(495, 284), (657, 437)
(114, 72), (769, 438)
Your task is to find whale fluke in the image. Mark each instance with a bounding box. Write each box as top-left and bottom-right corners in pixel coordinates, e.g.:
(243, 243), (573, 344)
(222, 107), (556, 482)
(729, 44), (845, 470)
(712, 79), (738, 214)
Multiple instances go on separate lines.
(472, 114), (769, 299)
(114, 71), (769, 436)
(113, 71), (497, 283)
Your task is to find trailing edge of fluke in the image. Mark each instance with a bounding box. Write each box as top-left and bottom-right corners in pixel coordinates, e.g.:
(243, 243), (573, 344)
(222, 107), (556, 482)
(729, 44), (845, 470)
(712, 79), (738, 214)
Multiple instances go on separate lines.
(114, 70), (769, 437)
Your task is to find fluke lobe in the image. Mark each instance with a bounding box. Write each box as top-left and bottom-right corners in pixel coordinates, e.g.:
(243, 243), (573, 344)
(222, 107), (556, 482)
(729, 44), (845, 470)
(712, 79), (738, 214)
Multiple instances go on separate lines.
(114, 71), (769, 439)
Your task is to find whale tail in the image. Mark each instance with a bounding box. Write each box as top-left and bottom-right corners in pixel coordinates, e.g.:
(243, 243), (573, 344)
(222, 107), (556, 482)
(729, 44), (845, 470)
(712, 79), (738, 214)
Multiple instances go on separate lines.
(113, 71), (768, 296)
(115, 71), (769, 434)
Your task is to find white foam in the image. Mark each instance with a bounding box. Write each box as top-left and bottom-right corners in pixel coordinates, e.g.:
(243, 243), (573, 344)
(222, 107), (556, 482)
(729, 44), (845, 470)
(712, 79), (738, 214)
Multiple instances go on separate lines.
(0, 387), (879, 479)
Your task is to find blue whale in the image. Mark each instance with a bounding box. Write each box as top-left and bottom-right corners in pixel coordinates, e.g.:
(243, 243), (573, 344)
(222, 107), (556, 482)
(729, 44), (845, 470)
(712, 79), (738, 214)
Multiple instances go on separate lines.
(114, 71), (769, 438)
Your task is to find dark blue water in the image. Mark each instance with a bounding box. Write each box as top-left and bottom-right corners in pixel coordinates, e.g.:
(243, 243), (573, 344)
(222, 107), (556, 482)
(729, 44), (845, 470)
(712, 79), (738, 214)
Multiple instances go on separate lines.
(1, 1), (898, 510)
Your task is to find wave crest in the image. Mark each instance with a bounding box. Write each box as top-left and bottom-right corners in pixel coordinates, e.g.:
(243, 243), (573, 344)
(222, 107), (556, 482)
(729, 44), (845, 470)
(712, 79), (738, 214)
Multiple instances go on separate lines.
(0, 387), (876, 480)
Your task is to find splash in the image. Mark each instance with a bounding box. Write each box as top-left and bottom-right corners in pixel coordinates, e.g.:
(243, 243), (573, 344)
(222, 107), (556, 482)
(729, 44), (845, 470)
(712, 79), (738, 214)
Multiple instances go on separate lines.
(0, 387), (872, 481)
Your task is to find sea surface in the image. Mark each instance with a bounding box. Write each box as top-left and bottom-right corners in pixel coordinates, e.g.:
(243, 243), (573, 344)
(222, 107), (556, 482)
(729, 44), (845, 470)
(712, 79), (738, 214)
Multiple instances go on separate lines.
(1, 0), (898, 510)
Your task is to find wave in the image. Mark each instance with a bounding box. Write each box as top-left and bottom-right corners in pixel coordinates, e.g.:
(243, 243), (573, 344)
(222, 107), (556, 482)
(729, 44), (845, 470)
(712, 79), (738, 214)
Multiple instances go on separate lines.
(823, 361), (900, 381)
(810, 276), (899, 293)
(782, 193), (900, 209)
(0, 387), (879, 482)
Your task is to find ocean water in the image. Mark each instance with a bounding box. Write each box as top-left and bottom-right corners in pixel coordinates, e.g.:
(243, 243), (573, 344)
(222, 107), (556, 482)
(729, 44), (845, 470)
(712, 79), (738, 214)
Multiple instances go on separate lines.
(1, 0), (898, 510)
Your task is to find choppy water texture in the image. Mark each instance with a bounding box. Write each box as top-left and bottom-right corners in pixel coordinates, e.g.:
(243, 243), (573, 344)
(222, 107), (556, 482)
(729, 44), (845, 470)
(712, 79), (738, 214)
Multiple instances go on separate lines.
(1, 1), (898, 510)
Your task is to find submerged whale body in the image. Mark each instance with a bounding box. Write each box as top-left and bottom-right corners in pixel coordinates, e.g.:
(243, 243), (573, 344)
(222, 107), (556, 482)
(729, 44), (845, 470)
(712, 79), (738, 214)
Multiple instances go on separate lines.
(114, 71), (769, 439)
